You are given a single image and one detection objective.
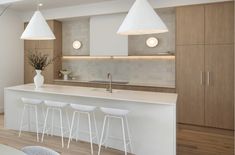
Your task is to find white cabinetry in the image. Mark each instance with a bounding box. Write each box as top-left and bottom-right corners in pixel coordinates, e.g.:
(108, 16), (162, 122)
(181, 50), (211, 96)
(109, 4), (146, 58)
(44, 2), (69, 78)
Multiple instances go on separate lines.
(90, 13), (128, 56)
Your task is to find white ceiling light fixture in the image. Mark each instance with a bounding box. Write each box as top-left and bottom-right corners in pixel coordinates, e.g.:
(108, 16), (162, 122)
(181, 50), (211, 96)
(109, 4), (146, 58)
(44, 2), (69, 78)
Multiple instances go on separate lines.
(117, 0), (168, 35)
(21, 3), (55, 40)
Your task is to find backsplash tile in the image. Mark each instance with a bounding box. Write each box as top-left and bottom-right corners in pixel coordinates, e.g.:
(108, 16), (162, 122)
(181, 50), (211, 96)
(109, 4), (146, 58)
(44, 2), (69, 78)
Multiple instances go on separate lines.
(63, 59), (175, 87)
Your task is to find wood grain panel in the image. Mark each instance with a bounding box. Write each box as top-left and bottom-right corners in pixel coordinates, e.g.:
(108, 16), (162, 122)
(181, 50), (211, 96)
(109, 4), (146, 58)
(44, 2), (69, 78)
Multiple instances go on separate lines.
(205, 45), (234, 130)
(24, 50), (35, 84)
(205, 2), (234, 44)
(176, 45), (205, 125)
(53, 20), (62, 79)
(176, 5), (205, 45)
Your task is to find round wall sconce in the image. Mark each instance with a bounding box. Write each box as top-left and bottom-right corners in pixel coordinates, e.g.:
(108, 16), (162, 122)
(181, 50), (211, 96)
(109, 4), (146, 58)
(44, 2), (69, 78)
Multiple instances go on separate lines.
(146, 37), (159, 48)
(73, 40), (82, 49)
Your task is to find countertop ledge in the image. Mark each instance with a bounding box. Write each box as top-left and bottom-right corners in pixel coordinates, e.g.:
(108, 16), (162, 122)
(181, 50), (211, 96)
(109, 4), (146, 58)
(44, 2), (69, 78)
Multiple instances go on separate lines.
(5, 84), (177, 105)
(54, 79), (176, 89)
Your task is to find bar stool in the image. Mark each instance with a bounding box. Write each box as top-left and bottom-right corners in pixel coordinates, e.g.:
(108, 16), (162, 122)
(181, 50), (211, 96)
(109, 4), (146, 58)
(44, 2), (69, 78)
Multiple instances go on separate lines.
(41, 100), (70, 148)
(98, 107), (133, 155)
(67, 104), (99, 155)
(19, 97), (43, 142)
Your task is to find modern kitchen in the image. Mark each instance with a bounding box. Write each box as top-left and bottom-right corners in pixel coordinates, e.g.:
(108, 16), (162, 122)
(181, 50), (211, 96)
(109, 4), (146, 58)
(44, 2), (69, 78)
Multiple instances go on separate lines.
(0, 0), (234, 155)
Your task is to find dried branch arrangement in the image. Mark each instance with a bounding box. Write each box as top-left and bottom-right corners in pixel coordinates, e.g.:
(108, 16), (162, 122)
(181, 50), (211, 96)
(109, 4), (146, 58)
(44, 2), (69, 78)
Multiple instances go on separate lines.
(28, 51), (55, 70)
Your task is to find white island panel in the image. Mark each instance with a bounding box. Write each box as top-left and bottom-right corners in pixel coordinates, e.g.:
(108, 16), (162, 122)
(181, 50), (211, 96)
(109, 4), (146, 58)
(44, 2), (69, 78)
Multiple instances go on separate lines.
(4, 84), (177, 155)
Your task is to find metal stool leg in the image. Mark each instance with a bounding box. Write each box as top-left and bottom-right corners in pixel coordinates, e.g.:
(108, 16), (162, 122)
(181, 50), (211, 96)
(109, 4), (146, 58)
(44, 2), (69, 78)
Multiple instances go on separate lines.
(76, 113), (80, 142)
(67, 111), (76, 148)
(41, 108), (49, 143)
(88, 113), (93, 155)
(59, 109), (64, 148)
(125, 116), (133, 153)
(93, 112), (99, 143)
(66, 110), (70, 131)
(50, 109), (54, 136)
(98, 115), (107, 155)
(104, 117), (110, 148)
(34, 105), (39, 142)
(19, 105), (26, 137)
(121, 117), (127, 155)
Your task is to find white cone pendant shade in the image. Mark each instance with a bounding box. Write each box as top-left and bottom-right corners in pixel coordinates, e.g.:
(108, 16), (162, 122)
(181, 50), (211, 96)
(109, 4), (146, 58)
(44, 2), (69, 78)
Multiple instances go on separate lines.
(117, 0), (168, 35)
(21, 11), (55, 40)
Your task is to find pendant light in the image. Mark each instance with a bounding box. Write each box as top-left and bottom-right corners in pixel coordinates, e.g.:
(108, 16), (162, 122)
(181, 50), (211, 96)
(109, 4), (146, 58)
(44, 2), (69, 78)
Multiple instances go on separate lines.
(117, 0), (168, 35)
(21, 3), (55, 40)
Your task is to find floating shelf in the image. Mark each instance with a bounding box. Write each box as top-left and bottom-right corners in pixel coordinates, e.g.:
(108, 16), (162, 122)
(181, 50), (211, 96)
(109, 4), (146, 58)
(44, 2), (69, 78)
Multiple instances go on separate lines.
(62, 55), (175, 60)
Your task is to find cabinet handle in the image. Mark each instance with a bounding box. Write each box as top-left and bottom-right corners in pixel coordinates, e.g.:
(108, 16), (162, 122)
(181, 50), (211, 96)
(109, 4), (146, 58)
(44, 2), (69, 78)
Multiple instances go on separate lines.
(207, 71), (210, 85)
(200, 71), (204, 85)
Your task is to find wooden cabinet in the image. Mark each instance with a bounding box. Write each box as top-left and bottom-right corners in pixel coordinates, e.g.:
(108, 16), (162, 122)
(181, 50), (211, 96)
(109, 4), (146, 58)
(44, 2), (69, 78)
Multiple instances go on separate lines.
(176, 5), (205, 45)
(176, 2), (234, 130)
(205, 45), (234, 129)
(24, 20), (62, 84)
(177, 45), (234, 129)
(205, 2), (234, 44)
(176, 45), (205, 125)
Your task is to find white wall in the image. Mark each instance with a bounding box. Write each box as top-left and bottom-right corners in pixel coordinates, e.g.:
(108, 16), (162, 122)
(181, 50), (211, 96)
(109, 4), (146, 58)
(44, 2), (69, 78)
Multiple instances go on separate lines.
(0, 8), (24, 112)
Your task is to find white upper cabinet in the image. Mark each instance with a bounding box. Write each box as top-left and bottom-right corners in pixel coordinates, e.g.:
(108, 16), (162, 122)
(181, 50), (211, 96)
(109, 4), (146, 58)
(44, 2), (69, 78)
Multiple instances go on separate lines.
(90, 13), (128, 56)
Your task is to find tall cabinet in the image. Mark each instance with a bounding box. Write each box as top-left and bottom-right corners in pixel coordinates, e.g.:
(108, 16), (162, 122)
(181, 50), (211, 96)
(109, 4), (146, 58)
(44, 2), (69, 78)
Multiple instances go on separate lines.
(176, 2), (234, 130)
(24, 20), (62, 84)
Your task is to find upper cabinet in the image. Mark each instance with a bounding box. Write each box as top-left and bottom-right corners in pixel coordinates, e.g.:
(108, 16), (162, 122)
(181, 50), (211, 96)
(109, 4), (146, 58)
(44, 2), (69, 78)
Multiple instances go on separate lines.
(176, 5), (205, 45)
(205, 2), (234, 44)
(90, 13), (128, 56)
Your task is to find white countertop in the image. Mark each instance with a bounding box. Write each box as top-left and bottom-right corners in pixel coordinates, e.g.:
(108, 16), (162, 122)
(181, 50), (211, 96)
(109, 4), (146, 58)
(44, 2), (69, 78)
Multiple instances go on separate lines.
(54, 79), (176, 88)
(5, 84), (177, 105)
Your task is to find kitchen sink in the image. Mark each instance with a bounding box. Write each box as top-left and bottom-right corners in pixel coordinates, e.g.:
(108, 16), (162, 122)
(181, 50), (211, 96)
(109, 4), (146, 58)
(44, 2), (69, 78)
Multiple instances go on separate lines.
(89, 80), (128, 85)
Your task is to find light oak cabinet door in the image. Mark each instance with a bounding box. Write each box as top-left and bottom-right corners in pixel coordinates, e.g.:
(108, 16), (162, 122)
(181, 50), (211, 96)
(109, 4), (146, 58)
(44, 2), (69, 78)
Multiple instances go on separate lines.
(205, 45), (234, 129)
(205, 2), (234, 44)
(24, 50), (35, 84)
(176, 45), (205, 125)
(176, 5), (205, 45)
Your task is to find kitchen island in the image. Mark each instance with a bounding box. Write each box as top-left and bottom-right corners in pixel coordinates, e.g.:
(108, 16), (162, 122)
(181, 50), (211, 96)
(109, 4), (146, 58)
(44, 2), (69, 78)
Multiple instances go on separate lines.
(4, 84), (177, 155)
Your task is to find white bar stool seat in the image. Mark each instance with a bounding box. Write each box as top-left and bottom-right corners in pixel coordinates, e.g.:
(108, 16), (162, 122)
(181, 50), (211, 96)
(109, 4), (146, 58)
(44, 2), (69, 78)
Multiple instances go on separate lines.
(100, 107), (129, 116)
(41, 100), (70, 148)
(98, 107), (133, 155)
(70, 104), (96, 112)
(19, 97), (43, 142)
(67, 104), (99, 155)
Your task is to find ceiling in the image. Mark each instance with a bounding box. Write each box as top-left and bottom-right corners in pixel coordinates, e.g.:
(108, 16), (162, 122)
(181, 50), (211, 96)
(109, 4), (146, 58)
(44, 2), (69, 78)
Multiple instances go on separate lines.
(8, 0), (112, 11)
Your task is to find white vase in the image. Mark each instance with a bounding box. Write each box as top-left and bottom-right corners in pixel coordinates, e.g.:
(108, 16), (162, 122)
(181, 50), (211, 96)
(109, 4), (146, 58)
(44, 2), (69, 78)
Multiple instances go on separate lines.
(34, 70), (44, 88)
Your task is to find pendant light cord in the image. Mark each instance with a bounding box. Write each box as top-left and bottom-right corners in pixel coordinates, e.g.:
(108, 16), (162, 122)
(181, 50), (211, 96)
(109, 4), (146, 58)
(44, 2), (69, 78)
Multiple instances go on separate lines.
(0, 4), (12, 17)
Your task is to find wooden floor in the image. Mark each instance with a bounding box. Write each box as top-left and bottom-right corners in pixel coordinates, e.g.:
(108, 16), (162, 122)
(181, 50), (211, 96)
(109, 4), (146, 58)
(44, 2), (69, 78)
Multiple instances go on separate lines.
(177, 125), (234, 155)
(0, 114), (234, 155)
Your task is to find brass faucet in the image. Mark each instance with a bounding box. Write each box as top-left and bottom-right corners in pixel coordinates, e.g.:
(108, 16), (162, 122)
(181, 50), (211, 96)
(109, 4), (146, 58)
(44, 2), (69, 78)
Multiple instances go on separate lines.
(107, 73), (112, 93)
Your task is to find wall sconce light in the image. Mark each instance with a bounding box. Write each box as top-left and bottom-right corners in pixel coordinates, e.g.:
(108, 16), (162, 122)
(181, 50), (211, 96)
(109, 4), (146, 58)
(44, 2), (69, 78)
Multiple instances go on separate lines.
(146, 37), (159, 48)
(73, 40), (82, 49)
